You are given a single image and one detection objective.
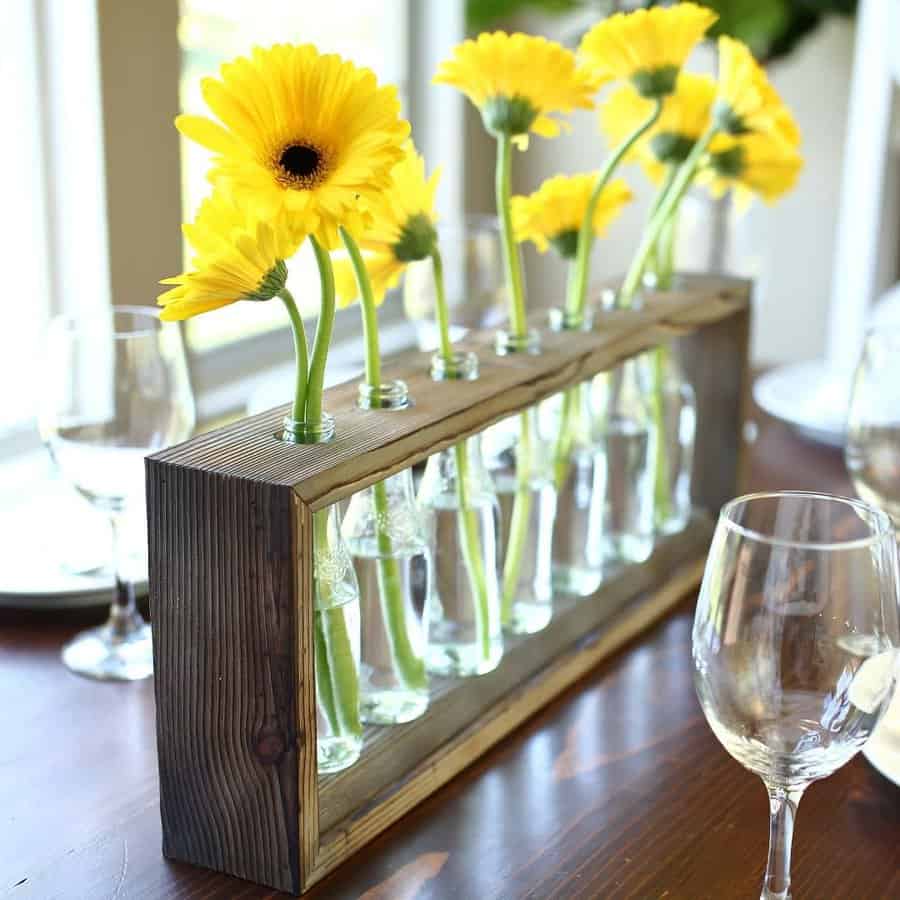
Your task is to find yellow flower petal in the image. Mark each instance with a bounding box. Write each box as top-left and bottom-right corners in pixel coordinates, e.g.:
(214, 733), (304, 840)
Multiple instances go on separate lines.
(512, 174), (633, 255)
(176, 43), (410, 241)
(579, 4), (717, 93)
(434, 32), (596, 140)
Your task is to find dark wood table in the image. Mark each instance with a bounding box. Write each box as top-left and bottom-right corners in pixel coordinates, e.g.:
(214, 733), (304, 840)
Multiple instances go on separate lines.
(2, 409), (898, 900)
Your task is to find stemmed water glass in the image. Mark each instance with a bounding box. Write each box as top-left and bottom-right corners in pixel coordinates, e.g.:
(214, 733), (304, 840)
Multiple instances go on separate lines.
(846, 324), (900, 523)
(693, 491), (899, 900)
(39, 306), (195, 680)
(846, 323), (900, 781)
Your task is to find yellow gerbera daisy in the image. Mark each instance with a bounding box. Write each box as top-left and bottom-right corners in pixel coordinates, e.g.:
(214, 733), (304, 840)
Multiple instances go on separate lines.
(333, 142), (441, 307)
(158, 188), (305, 321)
(579, 3), (717, 98)
(434, 32), (597, 142)
(512, 174), (633, 257)
(713, 36), (797, 140)
(175, 44), (410, 249)
(701, 132), (804, 208)
(601, 72), (716, 181)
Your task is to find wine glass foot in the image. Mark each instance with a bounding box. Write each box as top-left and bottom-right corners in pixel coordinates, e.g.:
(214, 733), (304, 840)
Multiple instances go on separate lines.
(61, 620), (153, 681)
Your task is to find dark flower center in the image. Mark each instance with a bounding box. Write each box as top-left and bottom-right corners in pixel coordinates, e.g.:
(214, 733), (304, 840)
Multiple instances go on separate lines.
(276, 143), (328, 188)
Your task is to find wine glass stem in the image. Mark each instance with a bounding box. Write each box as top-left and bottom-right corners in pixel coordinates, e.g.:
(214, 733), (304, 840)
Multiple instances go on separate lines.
(108, 511), (142, 638)
(761, 785), (804, 900)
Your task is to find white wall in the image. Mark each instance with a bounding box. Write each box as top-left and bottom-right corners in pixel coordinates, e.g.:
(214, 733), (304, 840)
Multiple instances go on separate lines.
(485, 14), (863, 365)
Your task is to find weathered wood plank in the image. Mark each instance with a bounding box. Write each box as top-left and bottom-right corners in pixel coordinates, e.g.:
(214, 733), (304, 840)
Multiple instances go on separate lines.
(147, 272), (750, 895)
(149, 274), (750, 512)
(148, 462), (304, 893)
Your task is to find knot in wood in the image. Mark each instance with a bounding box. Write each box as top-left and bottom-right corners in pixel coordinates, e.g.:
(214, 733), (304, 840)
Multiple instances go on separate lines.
(254, 728), (287, 765)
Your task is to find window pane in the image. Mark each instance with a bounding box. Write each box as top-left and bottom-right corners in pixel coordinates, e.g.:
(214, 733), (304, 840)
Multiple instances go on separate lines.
(0, 1), (51, 432)
(177, 0), (409, 352)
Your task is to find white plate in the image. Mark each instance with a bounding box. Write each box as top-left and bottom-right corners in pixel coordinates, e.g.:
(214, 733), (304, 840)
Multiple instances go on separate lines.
(864, 692), (900, 788)
(0, 453), (148, 609)
(753, 360), (853, 448)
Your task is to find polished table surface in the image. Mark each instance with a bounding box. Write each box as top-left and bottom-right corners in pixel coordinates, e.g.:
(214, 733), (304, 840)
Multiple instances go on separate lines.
(2, 410), (899, 900)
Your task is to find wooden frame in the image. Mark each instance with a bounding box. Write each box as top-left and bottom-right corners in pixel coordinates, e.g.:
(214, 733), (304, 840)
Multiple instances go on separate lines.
(147, 274), (751, 894)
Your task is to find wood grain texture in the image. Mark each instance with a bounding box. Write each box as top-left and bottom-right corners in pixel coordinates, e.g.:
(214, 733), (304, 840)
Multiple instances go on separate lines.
(145, 273), (751, 893)
(677, 294), (752, 510)
(4, 407), (898, 900)
(147, 461), (303, 893)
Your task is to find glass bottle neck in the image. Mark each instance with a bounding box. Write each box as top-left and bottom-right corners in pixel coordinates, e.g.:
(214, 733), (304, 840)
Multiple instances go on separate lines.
(431, 350), (479, 381)
(282, 412), (335, 444)
(358, 379), (410, 410)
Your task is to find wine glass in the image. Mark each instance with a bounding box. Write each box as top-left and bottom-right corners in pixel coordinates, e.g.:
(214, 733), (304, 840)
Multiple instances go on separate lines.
(39, 306), (195, 680)
(692, 491), (899, 900)
(846, 324), (900, 783)
(846, 324), (900, 523)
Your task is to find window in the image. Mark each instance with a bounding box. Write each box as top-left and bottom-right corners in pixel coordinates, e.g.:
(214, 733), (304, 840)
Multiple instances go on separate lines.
(1, 0), (109, 450)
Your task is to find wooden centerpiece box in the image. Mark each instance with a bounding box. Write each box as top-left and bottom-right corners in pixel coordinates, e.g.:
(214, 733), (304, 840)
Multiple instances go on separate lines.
(146, 273), (750, 894)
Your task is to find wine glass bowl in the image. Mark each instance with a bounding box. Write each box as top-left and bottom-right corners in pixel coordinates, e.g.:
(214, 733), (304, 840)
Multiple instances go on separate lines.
(846, 325), (900, 523)
(692, 491), (899, 899)
(39, 306), (195, 680)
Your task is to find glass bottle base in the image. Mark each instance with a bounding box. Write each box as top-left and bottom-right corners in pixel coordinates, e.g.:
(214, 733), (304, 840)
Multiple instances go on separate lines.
(656, 510), (691, 537)
(505, 601), (552, 635)
(552, 565), (603, 598)
(61, 619), (153, 681)
(361, 689), (429, 725)
(603, 534), (654, 565)
(317, 735), (363, 774)
(426, 639), (503, 677)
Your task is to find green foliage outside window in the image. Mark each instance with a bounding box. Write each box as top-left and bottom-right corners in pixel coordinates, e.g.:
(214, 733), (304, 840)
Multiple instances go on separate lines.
(465, 0), (857, 63)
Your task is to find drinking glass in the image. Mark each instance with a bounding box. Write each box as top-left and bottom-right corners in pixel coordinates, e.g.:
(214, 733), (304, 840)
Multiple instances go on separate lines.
(846, 325), (900, 523)
(692, 491), (899, 900)
(39, 306), (195, 680)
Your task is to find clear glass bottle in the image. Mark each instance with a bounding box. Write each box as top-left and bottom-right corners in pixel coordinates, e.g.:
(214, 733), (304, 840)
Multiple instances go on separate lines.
(543, 379), (606, 596)
(483, 407), (556, 633)
(283, 413), (363, 774)
(419, 432), (504, 677)
(342, 466), (431, 725)
(591, 353), (657, 565)
(539, 310), (603, 597)
(312, 501), (363, 774)
(648, 342), (696, 535)
(488, 327), (557, 629)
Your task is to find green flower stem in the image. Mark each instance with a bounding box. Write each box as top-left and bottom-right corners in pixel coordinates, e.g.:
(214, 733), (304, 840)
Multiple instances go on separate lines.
(501, 409), (533, 624)
(340, 226), (382, 390)
(313, 509), (361, 739)
(646, 165), (679, 286)
(341, 225), (427, 688)
(495, 132), (538, 618)
(454, 441), (493, 658)
(619, 124), (717, 309)
(314, 612), (339, 735)
(495, 132), (527, 337)
(430, 248), (454, 363)
(372, 479), (428, 690)
(279, 288), (308, 423)
(657, 207), (679, 290)
(566, 98), (663, 322)
(650, 343), (673, 527)
(551, 383), (578, 494)
(305, 235), (336, 425)
(431, 244), (492, 653)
